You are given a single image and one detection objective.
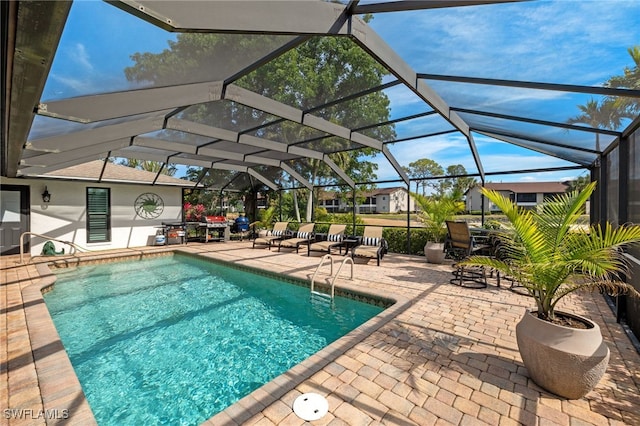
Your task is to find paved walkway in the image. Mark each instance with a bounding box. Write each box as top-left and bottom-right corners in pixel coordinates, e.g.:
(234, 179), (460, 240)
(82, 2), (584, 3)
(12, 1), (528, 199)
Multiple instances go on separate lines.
(2, 243), (639, 425)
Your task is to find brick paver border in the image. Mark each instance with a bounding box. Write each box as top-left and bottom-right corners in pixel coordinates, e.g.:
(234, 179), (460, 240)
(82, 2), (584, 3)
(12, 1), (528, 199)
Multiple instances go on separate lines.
(2, 243), (639, 425)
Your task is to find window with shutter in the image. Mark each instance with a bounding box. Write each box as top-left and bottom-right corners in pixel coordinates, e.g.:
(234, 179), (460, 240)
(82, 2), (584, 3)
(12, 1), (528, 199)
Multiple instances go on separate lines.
(86, 188), (111, 243)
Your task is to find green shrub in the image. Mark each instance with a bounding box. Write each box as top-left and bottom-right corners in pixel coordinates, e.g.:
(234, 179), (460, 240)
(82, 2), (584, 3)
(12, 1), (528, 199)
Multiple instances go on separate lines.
(314, 223), (330, 234)
(483, 219), (502, 230)
(314, 207), (331, 222)
(287, 222), (301, 232)
(383, 227), (431, 255)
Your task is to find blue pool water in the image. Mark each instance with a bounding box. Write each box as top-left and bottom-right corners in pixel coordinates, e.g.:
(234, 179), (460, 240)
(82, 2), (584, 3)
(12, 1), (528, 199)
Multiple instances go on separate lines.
(44, 254), (384, 425)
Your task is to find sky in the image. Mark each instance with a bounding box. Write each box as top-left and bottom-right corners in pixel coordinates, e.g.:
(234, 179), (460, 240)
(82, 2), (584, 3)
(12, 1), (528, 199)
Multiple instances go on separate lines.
(37, 0), (640, 186)
(366, 0), (640, 185)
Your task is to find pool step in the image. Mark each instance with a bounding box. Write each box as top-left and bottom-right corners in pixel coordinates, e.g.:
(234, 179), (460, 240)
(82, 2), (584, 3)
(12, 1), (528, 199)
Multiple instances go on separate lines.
(310, 290), (333, 306)
(311, 290), (332, 300)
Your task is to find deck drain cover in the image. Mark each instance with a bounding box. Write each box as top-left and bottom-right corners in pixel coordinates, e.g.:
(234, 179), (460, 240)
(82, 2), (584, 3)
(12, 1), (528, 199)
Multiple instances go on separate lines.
(293, 393), (328, 421)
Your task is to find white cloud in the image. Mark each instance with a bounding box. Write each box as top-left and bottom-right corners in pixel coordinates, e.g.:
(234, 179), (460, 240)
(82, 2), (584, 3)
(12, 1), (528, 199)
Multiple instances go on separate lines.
(45, 41), (136, 98)
(363, 1), (638, 185)
(45, 43), (100, 97)
(485, 171), (584, 184)
(372, 130), (586, 183)
(370, 1), (640, 85)
(72, 43), (94, 72)
(48, 74), (98, 96)
(478, 152), (568, 172)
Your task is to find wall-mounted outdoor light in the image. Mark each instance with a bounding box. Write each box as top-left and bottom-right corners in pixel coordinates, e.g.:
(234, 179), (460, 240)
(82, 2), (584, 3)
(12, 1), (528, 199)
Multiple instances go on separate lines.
(42, 186), (51, 203)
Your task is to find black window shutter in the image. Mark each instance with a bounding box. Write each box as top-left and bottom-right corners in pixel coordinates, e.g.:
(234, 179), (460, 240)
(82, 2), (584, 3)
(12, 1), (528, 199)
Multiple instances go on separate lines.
(87, 188), (110, 242)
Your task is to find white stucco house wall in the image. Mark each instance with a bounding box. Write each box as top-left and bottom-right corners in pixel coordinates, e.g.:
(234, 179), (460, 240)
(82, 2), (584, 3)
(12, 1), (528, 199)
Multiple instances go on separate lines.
(1, 161), (196, 256)
(465, 181), (569, 213)
(369, 187), (415, 213)
(317, 187), (415, 214)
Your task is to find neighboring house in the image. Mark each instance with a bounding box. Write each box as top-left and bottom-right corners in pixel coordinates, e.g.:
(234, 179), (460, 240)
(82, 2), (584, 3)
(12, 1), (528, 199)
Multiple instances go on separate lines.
(0, 161), (197, 256)
(318, 187), (415, 214)
(465, 181), (570, 213)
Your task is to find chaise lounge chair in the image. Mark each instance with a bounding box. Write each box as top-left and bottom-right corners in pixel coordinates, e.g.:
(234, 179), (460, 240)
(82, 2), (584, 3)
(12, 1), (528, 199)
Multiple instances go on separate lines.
(307, 224), (347, 256)
(277, 223), (315, 253)
(252, 221), (289, 250)
(351, 226), (386, 266)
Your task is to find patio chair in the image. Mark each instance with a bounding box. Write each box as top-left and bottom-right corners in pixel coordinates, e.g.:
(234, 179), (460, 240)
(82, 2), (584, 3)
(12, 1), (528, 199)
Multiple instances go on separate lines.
(351, 226), (387, 266)
(445, 220), (493, 288)
(491, 236), (529, 296)
(277, 223), (316, 253)
(307, 224), (347, 256)
(252, 221), (289, 250)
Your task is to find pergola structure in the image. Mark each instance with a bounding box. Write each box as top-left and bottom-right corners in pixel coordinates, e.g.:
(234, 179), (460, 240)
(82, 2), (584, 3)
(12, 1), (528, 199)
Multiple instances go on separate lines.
(4, 0), (639, 197)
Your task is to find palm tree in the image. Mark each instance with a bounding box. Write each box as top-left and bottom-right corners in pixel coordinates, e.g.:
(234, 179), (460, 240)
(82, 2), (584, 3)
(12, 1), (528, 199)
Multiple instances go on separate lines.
(412, 192), (464, 243)
(569, 45), (640, 150)
(461, 182), (640, 322)
(606, 45), (640, 118)
(566, 98), (624, 151)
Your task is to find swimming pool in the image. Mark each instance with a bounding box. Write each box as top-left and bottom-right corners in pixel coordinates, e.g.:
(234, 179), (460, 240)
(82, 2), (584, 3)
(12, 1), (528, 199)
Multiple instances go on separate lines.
(44, 254), (384, 425)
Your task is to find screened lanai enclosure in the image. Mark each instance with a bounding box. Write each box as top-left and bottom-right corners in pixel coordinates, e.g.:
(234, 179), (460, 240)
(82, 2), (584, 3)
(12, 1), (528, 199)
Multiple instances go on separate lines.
(3, 2), (640, 334)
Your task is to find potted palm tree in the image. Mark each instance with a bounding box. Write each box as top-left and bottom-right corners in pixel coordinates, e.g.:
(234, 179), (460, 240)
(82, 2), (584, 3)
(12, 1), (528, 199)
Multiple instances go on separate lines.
(412, 193), (464, 263)
(461, 182), (640, 399)
(256, 206), (277, 237)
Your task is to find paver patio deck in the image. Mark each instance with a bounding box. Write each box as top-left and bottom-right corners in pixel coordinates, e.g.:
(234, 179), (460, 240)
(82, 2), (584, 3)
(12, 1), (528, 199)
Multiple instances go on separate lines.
(2, 242), (639, 425)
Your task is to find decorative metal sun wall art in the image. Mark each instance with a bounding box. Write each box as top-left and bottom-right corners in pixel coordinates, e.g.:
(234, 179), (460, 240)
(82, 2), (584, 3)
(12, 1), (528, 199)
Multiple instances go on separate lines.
(134, 193), (164, 219)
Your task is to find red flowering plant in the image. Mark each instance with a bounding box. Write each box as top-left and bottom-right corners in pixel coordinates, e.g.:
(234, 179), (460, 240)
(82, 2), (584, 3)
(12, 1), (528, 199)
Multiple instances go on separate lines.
(183, 202), (205, 221)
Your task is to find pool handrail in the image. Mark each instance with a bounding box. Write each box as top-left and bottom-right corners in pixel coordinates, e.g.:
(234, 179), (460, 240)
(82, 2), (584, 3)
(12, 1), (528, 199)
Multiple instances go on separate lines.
(20, 232), (90, 264)
(310, 254), (353, 301)
(331, 257), (354, 297)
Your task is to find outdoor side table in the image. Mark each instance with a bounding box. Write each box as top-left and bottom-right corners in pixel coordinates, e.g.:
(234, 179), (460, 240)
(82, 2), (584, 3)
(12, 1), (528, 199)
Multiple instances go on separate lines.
(340, 237), (360, 255)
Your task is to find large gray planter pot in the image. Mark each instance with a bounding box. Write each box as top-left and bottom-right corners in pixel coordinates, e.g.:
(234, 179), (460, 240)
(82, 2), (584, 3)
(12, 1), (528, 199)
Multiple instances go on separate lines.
(424, 242), (446, 264)
(515, 309), (610, 399)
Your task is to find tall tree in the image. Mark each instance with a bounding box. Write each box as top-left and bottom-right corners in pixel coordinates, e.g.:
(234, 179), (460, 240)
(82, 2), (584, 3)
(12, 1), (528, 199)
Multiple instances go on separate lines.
(239, 35), (393, 220)
(569, 46), (640, 150)
(605, 45), (640, 118)
(565, 174), (590, 193)
(403, 158), (444, 196)
(118, 158), (177, 176)
(125, 31), (395, 221)
(566, 98), (623, 150)
(444, 164), (476, 199)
